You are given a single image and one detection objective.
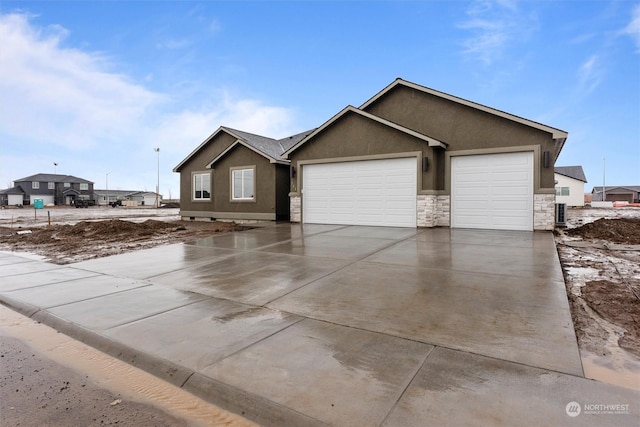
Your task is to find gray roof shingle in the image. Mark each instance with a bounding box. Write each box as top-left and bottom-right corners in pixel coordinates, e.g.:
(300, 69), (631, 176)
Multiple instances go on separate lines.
(555, 166), (587, 183)
(14, 173), (93, 184)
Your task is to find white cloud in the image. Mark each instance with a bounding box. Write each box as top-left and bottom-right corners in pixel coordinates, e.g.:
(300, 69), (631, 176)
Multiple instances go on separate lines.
(0, 12), (296, 198)
(577, 54), (603, 95)
(622, 4), (640, 52)
(458, 0), (536, 65)
(0, 13), (161, 150)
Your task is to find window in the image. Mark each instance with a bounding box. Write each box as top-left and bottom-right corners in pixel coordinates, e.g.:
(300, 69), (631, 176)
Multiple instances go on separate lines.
(48, 182), (55, 189)
(80, 183), (89, 190)
(555, 187), (570, 196)
(193, 172), (211, 200)
(64, 182), (70, 188)
(32, 181), (39, 189)
(232, 168), (255, 200)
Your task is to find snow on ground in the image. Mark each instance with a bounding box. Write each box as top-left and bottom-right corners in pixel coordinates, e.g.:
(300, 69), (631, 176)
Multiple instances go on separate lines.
(0, 206), (180, 228)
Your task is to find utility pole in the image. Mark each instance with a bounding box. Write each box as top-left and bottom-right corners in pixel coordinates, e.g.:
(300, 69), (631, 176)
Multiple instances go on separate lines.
(602, 158), (606, 202)
(154, 148), (160, 208)
(106, 172), (110, 207)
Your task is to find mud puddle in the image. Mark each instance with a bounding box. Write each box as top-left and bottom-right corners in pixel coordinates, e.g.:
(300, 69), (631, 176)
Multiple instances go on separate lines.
(0, 305), (257, 427)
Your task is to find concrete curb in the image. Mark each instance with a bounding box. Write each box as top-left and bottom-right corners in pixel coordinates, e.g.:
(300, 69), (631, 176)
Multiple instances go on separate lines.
(0, 296), (325, 427)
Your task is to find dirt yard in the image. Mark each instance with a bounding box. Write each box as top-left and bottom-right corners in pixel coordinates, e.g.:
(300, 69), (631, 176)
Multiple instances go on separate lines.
(555, 207), (640, 389)
(0, 207), (245, 264)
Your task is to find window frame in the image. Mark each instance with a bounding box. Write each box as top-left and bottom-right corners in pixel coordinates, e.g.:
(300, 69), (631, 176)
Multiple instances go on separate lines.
(32, 181), (40, 189)
(555, 187), (570, 196)
(230, 166), (256, 202)
(192, 171), (211, 201)
(48, 182), (55, 190)
(80, 183), (89, 191)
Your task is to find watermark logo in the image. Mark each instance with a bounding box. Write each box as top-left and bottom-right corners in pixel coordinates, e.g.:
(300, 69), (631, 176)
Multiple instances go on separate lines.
(566, 401), (631, 417)
(566, 401), (581, 417)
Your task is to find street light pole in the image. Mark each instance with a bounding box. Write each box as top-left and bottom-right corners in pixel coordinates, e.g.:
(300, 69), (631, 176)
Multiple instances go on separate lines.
(154, 148), (160, 208)
(106, 172), (111, 207)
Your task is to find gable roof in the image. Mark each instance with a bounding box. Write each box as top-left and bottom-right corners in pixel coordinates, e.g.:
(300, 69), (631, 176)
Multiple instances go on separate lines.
(174, 127), (314, 172)
(554, 166), (587, 183)
(361, 78), (568, 161)
(0, 185), (25, 195)
(14, 173), (93, 184)
(592, 186), (640, 194)
(283, 106), (447, 158)
(361, 78), (569, 140)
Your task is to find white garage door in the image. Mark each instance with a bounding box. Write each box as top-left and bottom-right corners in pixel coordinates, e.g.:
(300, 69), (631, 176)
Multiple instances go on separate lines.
(451, 152), (533, 231)
(303, 158), (417, 227)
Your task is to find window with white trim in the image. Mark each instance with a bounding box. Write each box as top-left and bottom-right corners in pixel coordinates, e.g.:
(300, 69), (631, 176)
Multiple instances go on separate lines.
(232, 168), (254, 200)
(193, 172), (211, 200)
(64, 182), (70, 188)
(48, 182), (55, 189)
(80, 183), (89, 190)
(555, 187), (570, 196)
(32, 181), (39, 189)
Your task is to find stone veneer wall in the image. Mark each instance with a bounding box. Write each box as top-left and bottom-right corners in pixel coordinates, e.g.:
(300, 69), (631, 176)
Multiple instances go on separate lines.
(534, 193), (555, 230)
(290, 195), (301, 223)
(417, 195), (436, 227)
(436, 195), (450, 227)
(417, 195), (450, 228)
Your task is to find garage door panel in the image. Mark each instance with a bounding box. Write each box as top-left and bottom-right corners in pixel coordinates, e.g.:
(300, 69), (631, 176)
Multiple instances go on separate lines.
(303, 158), (417, 227)
(452, 152), (533, 231)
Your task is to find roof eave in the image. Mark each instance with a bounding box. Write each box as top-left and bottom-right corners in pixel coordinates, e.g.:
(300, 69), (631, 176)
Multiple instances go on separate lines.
(361, 78), (569, 141)
(283, 106), (447, 158)
(173, 126), (229, 172)
(206, 139), (281, 168)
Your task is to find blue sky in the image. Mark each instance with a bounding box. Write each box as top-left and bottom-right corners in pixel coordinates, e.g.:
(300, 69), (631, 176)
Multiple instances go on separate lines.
(1, 1), (638, 198)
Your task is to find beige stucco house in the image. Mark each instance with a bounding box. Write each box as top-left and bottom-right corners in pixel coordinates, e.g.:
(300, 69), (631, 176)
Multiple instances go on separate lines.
(554, 166), (587, 207)
(175, 78), (568, 231)
(284, 78), (568, 231)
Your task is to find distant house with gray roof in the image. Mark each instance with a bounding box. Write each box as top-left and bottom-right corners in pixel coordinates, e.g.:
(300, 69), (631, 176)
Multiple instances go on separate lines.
(173, 127), (314, 221)
(592, 186), (640, 203)
(0, 173), (94, 207)
(554, 166), (587, 207)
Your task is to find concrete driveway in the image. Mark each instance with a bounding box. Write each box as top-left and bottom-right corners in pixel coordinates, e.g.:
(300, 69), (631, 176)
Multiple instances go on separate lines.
(1, 224), (638, 426)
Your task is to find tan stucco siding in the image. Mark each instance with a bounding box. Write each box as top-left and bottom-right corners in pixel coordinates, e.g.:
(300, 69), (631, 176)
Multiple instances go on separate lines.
(178, 132), (236, 213)
(365, 86), (558, 189)
(289, 112), (435, 193)
(212, 145), (277, 215)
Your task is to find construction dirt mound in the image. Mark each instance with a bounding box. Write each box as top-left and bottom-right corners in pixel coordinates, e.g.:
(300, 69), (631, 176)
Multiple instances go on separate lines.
(0, 219), (244, 264)
(565, 218), (640, 244)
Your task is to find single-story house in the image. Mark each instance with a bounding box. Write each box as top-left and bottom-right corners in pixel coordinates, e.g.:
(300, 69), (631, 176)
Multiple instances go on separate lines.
(554, 166), (587, 207)
(174, 127), (313, 221)
(0, 186), (26, 207)
(94, 189), (162, 206)
(592, 186), (640, 203)
(0, 174), (94, 206)
(284, 78), (568, 231)
(175, 78), (568, 231)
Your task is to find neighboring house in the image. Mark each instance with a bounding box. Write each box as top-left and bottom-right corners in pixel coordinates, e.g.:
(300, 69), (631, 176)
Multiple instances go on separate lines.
(554, 166), (587, 207)
(592, 186), (640, 203)
(0, 174), (94, 206)
(284, 78), (568, 231)
(174, 127), (313, 221)
(94, 189), (162, 206)
(0, 186), (26, 206)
